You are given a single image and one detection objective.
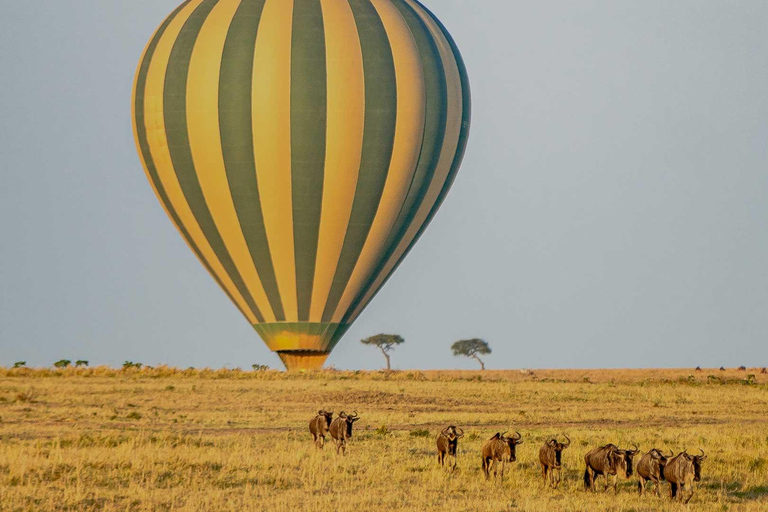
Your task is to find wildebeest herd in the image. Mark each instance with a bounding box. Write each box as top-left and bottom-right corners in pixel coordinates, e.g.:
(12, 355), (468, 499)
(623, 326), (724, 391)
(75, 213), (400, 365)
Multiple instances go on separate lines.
(308, 411), (708, 504)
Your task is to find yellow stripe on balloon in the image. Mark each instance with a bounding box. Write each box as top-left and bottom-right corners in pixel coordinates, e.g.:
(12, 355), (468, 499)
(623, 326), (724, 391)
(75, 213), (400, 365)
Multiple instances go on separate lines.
(142, 0), (258, 324)
(252, 0), (299, 322)
(131, 3), (252, 323)
(186, 0), (277, 323)
(346, 0), (464, 324)
(332, 0), (426, 323)
(309, 0), (365, 322)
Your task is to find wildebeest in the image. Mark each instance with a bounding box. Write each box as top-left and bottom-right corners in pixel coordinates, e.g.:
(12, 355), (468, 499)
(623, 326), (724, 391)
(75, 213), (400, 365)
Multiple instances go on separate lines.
(762, 367), (767, 374)
(738, 365), (747, 371)
(308, 410), (334, 449)
(663, 449), (706, 504)
(583, 443), (640, 492)
(329, 411), (360, 455)
(539, 435), (571, 488)
(436, 426), (464, 469)
(481, 431), (523, 480)
(637, 448), (673, 496)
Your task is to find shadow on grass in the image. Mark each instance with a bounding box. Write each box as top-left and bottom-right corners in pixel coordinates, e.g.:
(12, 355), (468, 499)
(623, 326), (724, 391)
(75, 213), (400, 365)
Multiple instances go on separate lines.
(732, 485), (768, 500)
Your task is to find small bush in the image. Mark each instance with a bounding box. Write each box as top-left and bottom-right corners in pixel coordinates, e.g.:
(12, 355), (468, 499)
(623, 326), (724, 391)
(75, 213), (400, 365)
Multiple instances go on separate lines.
(75, 360), (89, 367)
(375, 424), (390, 436)
(53, 360), (71, 369)
(410, 429), (430, 438)
(13, 361), (26, 368)
(126, 412), (142, 420)
(252, 364), (270, 371)
(123, 361), (142, 370)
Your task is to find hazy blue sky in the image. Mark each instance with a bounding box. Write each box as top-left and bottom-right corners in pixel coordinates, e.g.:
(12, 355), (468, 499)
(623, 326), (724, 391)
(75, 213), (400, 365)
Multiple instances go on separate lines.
(1, 1), (767, 370)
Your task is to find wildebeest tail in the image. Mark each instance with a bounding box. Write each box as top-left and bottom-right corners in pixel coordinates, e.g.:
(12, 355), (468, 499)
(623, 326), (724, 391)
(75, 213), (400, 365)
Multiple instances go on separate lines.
(583, 466), (591, 489)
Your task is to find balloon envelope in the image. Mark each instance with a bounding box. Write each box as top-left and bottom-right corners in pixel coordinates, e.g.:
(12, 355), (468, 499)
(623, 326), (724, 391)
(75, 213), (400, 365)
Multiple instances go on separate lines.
(132, 0), (470, 370)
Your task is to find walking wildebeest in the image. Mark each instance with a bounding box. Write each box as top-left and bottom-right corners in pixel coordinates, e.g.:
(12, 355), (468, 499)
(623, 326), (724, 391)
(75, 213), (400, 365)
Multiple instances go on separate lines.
(637, 448), (673, 496)
(583, 443), (640, 492)
(663, 449), (706, 504)
(539, 435), (571, 488)
(329, 411), (360, 455)
(436, 426), (464, 469)
(308, 410), (333, 449)
(481, 431), (523, 480)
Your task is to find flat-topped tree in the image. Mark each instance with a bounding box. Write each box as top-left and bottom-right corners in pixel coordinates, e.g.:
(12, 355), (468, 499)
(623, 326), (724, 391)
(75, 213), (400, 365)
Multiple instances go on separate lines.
(451, 338), (491, 370)
(361, 334), (404, 371)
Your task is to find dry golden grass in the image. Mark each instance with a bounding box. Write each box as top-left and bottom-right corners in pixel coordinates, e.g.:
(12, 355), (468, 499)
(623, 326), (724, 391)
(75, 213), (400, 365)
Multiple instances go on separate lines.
(0, 367), (766, 511)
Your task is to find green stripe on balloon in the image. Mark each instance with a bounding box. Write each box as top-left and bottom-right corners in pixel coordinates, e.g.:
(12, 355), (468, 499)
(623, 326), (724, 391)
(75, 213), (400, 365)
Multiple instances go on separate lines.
(291, 0), (327, 321)
(163, 0), (266, 323)
(219, 0), (286, 321)
(322, 0), (397, 323)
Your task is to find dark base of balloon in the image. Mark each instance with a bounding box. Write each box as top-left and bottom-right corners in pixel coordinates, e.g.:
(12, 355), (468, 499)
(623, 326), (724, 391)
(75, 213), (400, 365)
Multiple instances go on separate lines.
(277, 351), (330, 371)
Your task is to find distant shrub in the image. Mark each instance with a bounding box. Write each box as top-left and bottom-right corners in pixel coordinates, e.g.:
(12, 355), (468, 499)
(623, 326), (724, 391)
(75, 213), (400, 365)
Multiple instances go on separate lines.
(126, 412), (142, 420)
(13, 361), (26, 368)
(375, 424), (390, 436)
(123, 361), (142, 370)
(75, 360), (89, 367)
(410, 429), (430, 438)
(53, 360), (71, 369)
(252, 364), (270, 371)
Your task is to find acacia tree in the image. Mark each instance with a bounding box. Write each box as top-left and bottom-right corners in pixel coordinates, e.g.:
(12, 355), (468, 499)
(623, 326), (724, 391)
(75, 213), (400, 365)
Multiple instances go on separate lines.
(360, 334), (404, 371)
(451, 338), (491, 370)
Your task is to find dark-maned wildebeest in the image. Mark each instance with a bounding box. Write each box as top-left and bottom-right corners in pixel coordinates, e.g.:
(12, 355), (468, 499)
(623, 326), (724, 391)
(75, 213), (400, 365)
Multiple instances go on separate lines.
(309, 410), (334, 449)
(436, 426), (464, 469)
(329, 411), (360, 455)
(481, 431), (523, 480)
(663, 449), (706, 504)
(583, 443), (640, 492)
(637, 449), (673, 496)
(539, 435), (571, 488)
(762, 367), (767, 374)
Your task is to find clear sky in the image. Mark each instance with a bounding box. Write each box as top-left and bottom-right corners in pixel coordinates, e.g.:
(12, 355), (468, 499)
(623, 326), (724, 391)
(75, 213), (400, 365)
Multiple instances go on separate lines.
(1, 1), (767, 371)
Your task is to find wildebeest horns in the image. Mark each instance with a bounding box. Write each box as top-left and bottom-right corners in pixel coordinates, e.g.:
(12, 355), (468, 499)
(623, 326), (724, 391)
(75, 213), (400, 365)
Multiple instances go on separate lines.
(339, 411), (358, 419)
(441, 426), (464, 437)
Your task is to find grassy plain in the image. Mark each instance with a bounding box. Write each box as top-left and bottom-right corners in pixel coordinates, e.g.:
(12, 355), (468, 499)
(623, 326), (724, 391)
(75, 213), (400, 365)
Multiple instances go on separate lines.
(0, 367), (766, 511)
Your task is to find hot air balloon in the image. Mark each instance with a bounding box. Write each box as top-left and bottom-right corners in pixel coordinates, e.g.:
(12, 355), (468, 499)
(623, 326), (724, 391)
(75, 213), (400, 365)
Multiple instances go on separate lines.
(132, 0), (470, 370)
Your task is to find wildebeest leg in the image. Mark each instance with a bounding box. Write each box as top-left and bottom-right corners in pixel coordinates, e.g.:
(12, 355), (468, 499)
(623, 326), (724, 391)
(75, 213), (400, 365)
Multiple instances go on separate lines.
(541, 464), (548, 486)
(684, 483), (694, 505)
(669, 482), (677, 500)
(638, 477), (644, 495)
(438, 452), (443, 466)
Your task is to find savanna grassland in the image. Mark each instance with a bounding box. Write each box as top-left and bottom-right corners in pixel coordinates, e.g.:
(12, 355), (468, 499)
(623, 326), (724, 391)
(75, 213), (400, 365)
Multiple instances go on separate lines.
(0, 367), (766, 511)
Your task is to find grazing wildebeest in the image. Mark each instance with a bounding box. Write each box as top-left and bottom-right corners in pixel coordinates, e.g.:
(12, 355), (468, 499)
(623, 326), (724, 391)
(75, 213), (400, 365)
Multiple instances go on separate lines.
(329, 411), (360, 455)
(637, 449), (673, 496)
(695, 366), (702, 372)
(539, 435), (571, 488)
(436, 426), (464, 468)
(583, 443), (640, 492)
(481, 431), (523, 480)
(308, 410), (334, 449)
(663, 449), (706, 504)
(762, 367), (767, 374)
(738, 366), (747, 371)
